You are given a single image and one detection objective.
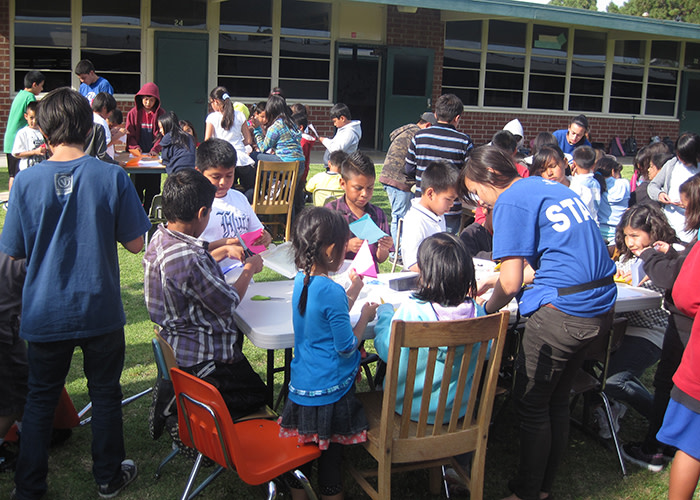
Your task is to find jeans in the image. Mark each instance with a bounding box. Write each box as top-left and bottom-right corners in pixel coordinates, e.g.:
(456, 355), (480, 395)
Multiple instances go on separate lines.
(15, 330), (126, 500)
(509, 306), (613, 500)
(382, 184), (413, 245)
(604, 335), (661, 419)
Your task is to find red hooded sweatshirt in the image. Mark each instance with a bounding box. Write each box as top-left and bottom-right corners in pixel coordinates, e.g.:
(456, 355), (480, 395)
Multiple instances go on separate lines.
(125, 82), (165, 154)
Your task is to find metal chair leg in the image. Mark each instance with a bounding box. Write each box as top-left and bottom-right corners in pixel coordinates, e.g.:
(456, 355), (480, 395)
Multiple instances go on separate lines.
(600, 394), (627, 477)
(181, 452), (205, 500)
(293, 470), (318, 500)
(266, 480), (277, 500)
(154, 445), (180, 480)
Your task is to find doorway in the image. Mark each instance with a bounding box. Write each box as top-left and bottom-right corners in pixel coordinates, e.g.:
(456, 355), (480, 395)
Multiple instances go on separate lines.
(679, 72), (700, 134)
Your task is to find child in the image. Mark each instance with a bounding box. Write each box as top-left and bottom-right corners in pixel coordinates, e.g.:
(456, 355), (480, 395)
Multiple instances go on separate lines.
(279, 206), (378, 500)
(0, 87), (150, 499)
(569, 145), (603, 224)
(108, 109), (127, 154)
(401, 161), (459, 272)
(204, 86), (255, 171)
(92, 92), (117, 159)
(3, 70), (44, 192)
(598, 156), (631, 243)
(158, 111), (196, 176)
(75, 59), (113, 105)
(143, 169), (268, 420)
(306, 150), (346, 206)
(529, 145), (570, 187)
(318, 103), (362, 168)
(291, 102), (315, 181)
(11, 101), (45, 171)
(251, 94), (305, 164)
(325, 151), (393, 269)
(179, 120), (199, 145)
(374, 233), (485, 424)
(629, 143), (672, 207)
(196, 138), (272, 271)
(125, 82), (166, 213)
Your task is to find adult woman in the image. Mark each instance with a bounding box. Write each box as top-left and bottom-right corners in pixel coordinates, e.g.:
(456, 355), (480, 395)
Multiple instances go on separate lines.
(461, 146), (616, 500)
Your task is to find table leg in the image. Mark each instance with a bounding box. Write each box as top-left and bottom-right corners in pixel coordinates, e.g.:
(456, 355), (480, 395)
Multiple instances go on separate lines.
(266, 349), (275, 408)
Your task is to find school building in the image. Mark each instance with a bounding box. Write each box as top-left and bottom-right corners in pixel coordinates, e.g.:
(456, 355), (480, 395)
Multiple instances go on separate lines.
(3, 0), (700, 151)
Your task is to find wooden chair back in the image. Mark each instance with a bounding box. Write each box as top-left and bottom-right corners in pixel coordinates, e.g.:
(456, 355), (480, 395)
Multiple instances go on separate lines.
(251, 160), (299, 241)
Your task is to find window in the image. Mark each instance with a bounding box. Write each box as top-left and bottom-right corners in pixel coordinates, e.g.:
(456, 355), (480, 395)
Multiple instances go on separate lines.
(645, 41), (679, 116)
(443, 21), (482, 106)
(485, 21), (526, 107)
(80, 26), (141, 94)
(528, 25), (567, 110)
(685, 43), (700, 70)
(569, 30), (606, 112)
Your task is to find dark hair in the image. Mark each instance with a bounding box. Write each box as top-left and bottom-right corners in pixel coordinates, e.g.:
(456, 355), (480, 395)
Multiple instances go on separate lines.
(252, 101), (267, 115)
(292, 207), (349, 315)
(434, 93), (463, 123)
(340, 151), (376, 181)
(328, 150), (348, 169)
(492, 130), (517, 154)
(570, 114), (589, 131)
(414, 233), (477, 306)
(24, 70), (45, 89)
(91, 92), (117, 113)
(680, 174), (700, 232)
(330, 103), (351, 121)
(179, 119), (199, 144)
(196, 138), (237, 171)
(162, 169), (216, 223)
(74, 59), (95, 75)
(209, 86), (235, 130)
(265, 94), (297, 131)
(459, 146), (520, 201)
(530, 146), (565, 177)
(675, 132), (700, 166)
(36, 87), (92, 146)
(421, 161), (459, 194)
(291, 103), (307, 114)
(159, 111), (193, 150)
(572, 145), (596, 170)
(614, 204), (677, 260)
(109, 108), (123, 125)
(292, 111), (308, 130)
(650, 152), (673, 174)
(25, 101), (38, 113)
(635, 142), (672, 178)
(269, 87), (285, 98)
(531, 132), (558, 157)
(595, 156), (621, 178)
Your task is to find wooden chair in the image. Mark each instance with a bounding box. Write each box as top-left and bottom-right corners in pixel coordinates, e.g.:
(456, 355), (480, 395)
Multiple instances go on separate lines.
(170, 367), (320, 500)
(252, 160), (300, 242)
(312, 187), (344, 207)
(348, 311), (510, 500)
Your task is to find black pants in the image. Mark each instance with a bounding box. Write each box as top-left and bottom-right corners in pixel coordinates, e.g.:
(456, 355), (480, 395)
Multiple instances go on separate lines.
(131, 173), (161, 214)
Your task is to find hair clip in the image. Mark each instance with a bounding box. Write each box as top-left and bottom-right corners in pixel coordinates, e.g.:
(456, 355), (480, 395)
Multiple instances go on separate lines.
(222, 93), (230, 100)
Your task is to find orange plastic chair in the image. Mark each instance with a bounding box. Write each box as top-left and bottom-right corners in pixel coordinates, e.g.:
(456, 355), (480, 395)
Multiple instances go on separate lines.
(170, 367), (321, 499)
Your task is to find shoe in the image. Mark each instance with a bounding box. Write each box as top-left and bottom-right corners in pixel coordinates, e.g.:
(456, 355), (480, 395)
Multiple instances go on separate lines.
(98, 459), (138, 498)
(594, 400), (627, 439)
(0, 441), (19, 472)
(621, 442), (664, 472)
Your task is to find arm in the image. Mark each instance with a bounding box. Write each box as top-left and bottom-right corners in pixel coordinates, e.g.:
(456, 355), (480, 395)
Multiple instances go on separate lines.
(207, 237), (245, 263)
(637, 245), (688, 291)
(231, 255), (263, 298)
(404, 138), (418, 181)
(125, 109), (140, 151)
(241, 121), (254, 147)
(254, 120), (281, 153)
(352, 302), (379, 343)
(375, 235), (392, 264)
(647, 160), (671, 202)
(204, 122), (215, 141)
(122, 236), (144, 254)
(483, 256), (524, 314)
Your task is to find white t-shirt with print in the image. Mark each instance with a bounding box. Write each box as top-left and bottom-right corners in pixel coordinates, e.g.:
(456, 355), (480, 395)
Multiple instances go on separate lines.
(205, 111), (254, 166)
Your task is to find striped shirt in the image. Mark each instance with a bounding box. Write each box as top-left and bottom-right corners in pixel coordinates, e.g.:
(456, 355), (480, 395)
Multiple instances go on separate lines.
(143, 225), (243, 368)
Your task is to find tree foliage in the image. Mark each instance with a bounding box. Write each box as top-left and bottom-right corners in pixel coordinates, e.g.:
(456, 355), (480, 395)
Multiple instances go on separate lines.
(549, 0), (597, 10)
(605, 0), (700, 24)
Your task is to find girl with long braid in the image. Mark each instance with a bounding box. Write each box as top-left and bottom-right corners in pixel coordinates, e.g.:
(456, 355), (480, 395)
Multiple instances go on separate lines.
(278, 206), (378, 500)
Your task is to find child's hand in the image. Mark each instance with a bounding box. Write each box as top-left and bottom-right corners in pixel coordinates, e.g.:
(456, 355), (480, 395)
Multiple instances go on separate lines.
(244, 254), (264, 274)
(360, 302), (380, 322)
(253, 230), (272, 248)
(377, 236), (393, 252)
(347, 237), (363, 254)
(224, 242), (246, 262)
(476, 273), (499, 296)
(652, 241), (670, 254)
(658, 192), (672, 204)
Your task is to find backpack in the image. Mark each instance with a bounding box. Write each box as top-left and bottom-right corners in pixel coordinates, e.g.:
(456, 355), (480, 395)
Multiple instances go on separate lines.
(609, 137), (625, 157)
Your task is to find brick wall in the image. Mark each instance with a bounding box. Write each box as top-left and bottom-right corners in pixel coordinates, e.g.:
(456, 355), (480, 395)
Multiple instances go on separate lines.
(0, 0), (10, 150)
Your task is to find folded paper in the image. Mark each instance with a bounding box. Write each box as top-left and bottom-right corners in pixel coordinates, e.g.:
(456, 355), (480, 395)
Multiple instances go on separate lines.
(240, 228), (267, 254)
(350, 239), (377, 278)
(349, 214), (387, 244)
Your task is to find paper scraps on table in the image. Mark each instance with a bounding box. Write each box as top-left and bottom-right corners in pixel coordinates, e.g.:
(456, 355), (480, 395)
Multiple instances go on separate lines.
(260, 242), (297, 279)
(348, 214), (388, 244)
(350, 239), (377, 278)
(240, 228), (267, 254)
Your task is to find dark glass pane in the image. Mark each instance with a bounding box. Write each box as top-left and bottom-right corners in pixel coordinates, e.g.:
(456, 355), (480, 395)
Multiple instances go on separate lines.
(614, 40), (645, 64)
(82, 0), (140, 24)
(529, 75), (565, 93)
(612, 64), (644, 82)
(445, 21), (482, 50)
(279, 79), (328, 100)
(281, 0), (331, 37)
(218, 55), (271, 77)
(485, 71), (523, 91)
(280, 37), (330, 60)
(15, 70), (69, 92)
(570, 78), (604, 95)
(530, 56), (566, 76)
(571, 61), (605, 78)
(645, 100), (675, 116)
(573, 30), (606, 59)
(611, 81), (642, 98)
(528, 92), (564, 110)
(532, 25), (568, 57)
(446, 87), (478, 106)
(15, 47), (71, 70)
(650, 40), (679, 68)
(488, 21), (526, 53)
(80, 50), (139, 72)
(484, 90), (522, 107)
(444, 49), (481, 69)
(218, 76), (271, 98)
(82, 27), (141, 50)
(485, 53), (525, 71)
(151, 0), (205, 28)
(647, 84), (676, 101)
(442, 68), (479, 88)
(15, 23), (71, 47)
(610, 98), (641, 114)
(648, 68), (677, 84)
(220, 0), (272, 32)
(392, 54), (428, 96)
(569, 94), (602, 112)
(685, 43), (700, 70)
(685, 78), (700, 111)
(219, 34), (272, 56)
(99, 73), (140, 94)
(16, 0), (70, 21)
(279, 58), (329, 80)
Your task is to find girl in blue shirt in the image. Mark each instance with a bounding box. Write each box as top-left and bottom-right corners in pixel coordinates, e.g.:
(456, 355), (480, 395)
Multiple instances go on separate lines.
(279, 206), (378, 500)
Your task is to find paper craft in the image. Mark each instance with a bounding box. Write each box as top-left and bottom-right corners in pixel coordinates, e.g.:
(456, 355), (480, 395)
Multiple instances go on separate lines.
(630, 258), (645, 287)
(349, 214), (388, 244)
(240, 228), (266, 254)
(260, 242), (297, 279)
(350, 239), (377, 278)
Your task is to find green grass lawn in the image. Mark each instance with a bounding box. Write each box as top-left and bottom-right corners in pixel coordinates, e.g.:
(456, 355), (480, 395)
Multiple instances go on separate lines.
(0, 164), (685, 499)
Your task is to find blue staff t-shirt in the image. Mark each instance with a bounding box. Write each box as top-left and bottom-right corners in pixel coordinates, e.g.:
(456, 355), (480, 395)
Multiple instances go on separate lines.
(492, 176), (616, 317)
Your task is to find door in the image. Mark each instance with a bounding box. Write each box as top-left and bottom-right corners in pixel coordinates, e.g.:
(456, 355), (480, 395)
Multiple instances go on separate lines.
(381, 47), (433, 150)
(679, 72), (700, 134)
(154, 32), (208, 140)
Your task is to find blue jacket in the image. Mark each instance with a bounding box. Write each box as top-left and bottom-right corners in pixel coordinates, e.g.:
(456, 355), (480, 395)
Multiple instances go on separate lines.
(160, 132), (196, 175)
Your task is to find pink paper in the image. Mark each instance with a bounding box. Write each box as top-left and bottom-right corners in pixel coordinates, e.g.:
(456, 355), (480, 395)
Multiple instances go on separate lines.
(240, 228), (266, 254)
(350, 240), (377, 278)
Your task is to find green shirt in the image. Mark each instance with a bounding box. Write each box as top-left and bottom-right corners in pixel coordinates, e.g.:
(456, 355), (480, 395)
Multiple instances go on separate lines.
(4, 90), (36, 153)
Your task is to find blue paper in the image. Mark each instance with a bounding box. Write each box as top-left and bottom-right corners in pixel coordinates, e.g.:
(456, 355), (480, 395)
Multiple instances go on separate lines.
(348, 214), (388, 244)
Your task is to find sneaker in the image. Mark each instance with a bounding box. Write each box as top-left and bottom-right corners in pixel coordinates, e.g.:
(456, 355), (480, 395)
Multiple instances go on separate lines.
(594, 400), (627, 439)
(621, 442), (664, 472)
(98, 459), (138, 499)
